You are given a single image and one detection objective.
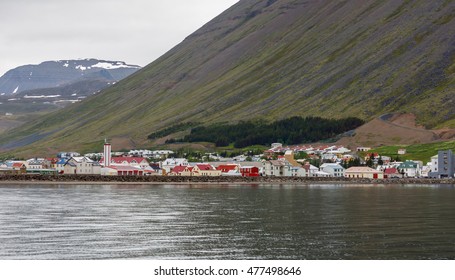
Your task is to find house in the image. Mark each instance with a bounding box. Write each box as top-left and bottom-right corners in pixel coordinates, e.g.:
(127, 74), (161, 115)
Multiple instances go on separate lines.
(283, 165), (307, 177)
(12, 162), (27, 173)
(263, 160), (286, 176)
(100, 156), (150, 169)
(345, 166), (384, 179)
(26, 158), (52, 170)
(217, 164), (241, 176)
(217, 164), (240, 173)
(383, 167), (403, 178)
(1, 162), (28, 174)
(357, 147), (371, 152)
(168, 165), (193, 176)
(302, 163), (319, 177)
(320, 163), (345, 177)
(103, 165), (145, 176)
(64, 157), (101, 175)
(55, 158), (68, 174)
(191, 164), (221, 176)
(57, 152), (81, 159)
(315, 170), (331, 177)
(240, 166), (260, 177)
(428, 150), (455, 178)
(397, 160), (421, 178)
(321, 153), (338, 162)
(161, 158), (189, 174)
(264, 158), (308, 177)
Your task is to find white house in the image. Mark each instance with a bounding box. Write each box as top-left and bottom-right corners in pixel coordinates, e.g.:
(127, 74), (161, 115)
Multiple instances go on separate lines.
(397, 160), (421, 178)
(345, 166), (384, 179)
(303, 163), (319, 177)
(263, 160), (286, 176)
(320, 163), (345, 177)
(283, 165), (307, 177)
(64, 157), (101, 175)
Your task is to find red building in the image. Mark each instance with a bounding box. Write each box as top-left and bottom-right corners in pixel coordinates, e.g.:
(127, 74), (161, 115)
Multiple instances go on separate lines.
(216, 164), (239, 173)
(240, 166), (260, 177)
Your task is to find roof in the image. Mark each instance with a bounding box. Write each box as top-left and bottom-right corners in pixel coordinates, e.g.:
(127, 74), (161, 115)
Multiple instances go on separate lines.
(107, 165), (143, 172)
(100, 156), (148, 164)
(267, 160), (286, 166)
(384, 168), (399, 174)
(241, 166), (259, 169)
(217, 165), (238, 171)
(162, 158), (188, 165)
(70, 157), (94, 163)
(398, 161), (418, 169)
(320, 163), (344, 168)
(303, 164), (318, 171)
(196, 164), (214, 170)
(12, 162), (25, 168)
(172, 165), (189, 173)
(56, 159), (68, 164)
(345, 167), (382, 173)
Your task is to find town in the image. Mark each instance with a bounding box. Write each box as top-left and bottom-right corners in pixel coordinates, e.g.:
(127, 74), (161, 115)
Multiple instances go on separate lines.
(1, 142), (454, 179)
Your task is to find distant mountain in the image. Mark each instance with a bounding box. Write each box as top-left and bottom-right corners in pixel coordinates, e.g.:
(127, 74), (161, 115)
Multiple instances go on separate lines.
(0, 59), (140, 116)
(0, 59), (140, 95)
(1, 0), (454, 156)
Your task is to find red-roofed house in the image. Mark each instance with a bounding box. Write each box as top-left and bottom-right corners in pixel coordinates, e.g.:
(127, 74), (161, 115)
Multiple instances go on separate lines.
(12, 162), (27, 174)
(192, 164), (221, 176)
(169, 166), (193, 176)
(105, 165), (145, 176)
(100, 156), (150, 169)
(217, 164), (239, 173)
(383, 167), (403, 178)
(217, 164), (241, 176)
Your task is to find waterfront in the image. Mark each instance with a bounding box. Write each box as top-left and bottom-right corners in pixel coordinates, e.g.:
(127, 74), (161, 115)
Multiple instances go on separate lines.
(0, 183), (454, 259)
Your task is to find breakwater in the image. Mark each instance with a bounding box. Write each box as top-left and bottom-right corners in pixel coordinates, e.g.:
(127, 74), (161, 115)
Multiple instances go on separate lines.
(1, 174), (454, 184)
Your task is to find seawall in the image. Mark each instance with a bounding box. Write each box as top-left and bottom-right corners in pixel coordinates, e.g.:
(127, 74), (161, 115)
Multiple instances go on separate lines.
(1, 174), (454, 185)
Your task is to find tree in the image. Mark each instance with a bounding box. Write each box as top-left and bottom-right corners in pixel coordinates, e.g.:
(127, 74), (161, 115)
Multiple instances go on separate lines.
(294, 151), (308, 160)
(366, 158), (374, 167)
(378, 156), (384, 166)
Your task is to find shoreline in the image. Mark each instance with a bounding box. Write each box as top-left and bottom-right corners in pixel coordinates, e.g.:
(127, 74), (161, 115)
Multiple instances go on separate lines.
(1, 174), (454, 185)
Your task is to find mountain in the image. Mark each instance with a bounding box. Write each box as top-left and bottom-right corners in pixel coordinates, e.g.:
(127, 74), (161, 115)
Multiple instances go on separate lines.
(0, 59), (140, 95)
(1, 0), (454, 156)
(0, 59), (140, 115)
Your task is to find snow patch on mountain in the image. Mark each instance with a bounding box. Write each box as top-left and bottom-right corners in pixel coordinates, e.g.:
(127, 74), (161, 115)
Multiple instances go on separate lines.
(24, 95), (61, 99)
(91, 62), (140, 70)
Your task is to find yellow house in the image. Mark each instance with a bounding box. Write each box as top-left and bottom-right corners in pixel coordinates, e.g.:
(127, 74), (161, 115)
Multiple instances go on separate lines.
(192, 164), (221, 176)
(345, 166), (384, 179)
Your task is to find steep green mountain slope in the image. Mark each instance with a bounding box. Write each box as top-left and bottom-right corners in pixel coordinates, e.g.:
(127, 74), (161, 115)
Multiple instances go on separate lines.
(1, 0), (454, 155)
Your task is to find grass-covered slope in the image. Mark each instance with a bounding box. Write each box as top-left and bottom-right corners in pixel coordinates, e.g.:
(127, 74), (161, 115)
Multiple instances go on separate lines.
(1, 0), (454, 155)
(367, 140), (455, 164)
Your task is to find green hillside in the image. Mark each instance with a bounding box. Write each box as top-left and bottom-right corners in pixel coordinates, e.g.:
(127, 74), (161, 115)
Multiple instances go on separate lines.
(1, 0), (454, 156)
(367, 140), (455, 164)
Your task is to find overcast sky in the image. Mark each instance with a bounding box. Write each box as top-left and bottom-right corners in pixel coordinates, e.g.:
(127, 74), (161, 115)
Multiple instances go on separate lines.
(0, 0), (239, 76)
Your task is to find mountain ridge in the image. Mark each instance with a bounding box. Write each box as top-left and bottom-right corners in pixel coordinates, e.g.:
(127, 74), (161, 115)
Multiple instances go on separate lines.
(0, 59), (140, 95)
(1, 0), (454, 156)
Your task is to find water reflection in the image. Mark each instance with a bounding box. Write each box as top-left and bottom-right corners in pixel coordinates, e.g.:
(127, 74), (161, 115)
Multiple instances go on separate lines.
(0, 184), (454, 259)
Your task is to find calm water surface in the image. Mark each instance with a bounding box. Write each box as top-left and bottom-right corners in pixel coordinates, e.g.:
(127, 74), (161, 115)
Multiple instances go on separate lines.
(0, 183), (454, 259)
